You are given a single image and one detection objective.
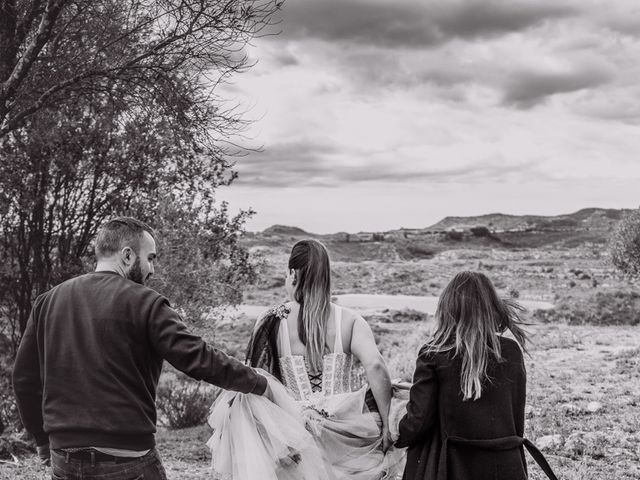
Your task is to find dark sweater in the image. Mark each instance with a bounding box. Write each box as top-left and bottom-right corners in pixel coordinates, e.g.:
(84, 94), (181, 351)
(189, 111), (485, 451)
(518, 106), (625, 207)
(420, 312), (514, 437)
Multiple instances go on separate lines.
(12, 271), (267, 450)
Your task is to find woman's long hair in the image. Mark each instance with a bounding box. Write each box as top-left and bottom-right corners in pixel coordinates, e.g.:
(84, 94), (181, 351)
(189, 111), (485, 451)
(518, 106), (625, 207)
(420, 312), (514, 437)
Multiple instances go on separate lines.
(289, 239), (332, 373)
(428, 271), (528, 401)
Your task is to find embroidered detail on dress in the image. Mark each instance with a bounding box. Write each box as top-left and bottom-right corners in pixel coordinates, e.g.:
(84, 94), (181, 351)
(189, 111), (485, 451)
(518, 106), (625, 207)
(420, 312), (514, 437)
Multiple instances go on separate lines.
(307, 406), (330, 418)
(268, 303), (291, 320)
(277, 305), (355, 403)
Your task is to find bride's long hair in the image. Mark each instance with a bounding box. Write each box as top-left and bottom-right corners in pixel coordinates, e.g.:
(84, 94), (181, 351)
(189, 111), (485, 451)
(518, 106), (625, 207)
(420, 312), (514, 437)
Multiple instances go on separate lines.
(428, 271), (529, 401)
(289, 239), (332, 373)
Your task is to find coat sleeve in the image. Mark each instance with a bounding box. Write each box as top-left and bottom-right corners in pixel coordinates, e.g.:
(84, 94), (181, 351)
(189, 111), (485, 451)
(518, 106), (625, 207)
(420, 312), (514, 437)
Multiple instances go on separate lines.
(147, 297), (267, 395)
(395, 346), (438, 448)
(12, 296), (49, 446)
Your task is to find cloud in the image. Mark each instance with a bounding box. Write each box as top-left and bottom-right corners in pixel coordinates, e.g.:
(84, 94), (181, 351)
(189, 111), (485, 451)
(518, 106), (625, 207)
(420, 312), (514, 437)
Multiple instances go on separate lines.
(235, 138), (547, 188)
(596, 6), (640, 37)
(272, 50), (300, 67)
(226, 0), (640, 216)
(235, 141), (340, 187)
(573, 87), (640, 124)
(280, 0), (578, 49)
(502, 60), (614, 108)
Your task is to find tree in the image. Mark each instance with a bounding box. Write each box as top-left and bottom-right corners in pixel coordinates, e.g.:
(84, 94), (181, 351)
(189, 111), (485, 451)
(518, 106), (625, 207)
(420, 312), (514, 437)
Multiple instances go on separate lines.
(0, 0), (281, 351)
(0, 1), (282, 435)
(0, 97), (256, 353)
(0, 0), (281, 137)
(149, 194), (257, 329)
(610, 208), (640, 277)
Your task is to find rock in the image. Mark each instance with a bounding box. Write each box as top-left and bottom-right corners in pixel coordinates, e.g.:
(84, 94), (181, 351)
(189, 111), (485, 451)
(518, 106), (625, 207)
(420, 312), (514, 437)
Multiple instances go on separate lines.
(565, 432), (588, 456)
(536, 434), (563, 451)
(586, 401), (603, 413)
(560, 402), (582, 415)
(565, 431), (605, 459)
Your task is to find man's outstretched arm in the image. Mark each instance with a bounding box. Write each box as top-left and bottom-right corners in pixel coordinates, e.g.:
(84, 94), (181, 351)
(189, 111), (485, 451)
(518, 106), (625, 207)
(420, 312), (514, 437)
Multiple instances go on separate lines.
(147, 298), (267, 395)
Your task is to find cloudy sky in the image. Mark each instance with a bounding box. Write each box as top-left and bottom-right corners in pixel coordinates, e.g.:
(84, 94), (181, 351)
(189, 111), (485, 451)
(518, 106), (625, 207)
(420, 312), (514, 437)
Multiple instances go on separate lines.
(219, 0), (640, 233)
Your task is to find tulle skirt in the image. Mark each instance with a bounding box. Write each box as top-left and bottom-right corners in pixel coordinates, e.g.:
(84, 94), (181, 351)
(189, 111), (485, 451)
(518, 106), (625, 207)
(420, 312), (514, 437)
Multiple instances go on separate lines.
(207, 371), (408, 480)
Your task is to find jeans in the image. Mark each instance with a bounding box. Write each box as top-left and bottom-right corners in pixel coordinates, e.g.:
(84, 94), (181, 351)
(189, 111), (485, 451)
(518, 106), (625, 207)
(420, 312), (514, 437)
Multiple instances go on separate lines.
(51, 448), (168, 480)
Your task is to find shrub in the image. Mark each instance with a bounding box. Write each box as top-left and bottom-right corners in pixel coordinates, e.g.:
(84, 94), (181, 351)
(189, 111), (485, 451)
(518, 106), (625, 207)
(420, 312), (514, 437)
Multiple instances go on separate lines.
(470, 226), (491, 237)
(446, 230), (464, 241)
(610, 208), (640, 277)
(0, 346), (20, 435)
(0, 433), (34, 460)
(156, 378), (220, 429)
(404, 243), (437, 259)
(533, 291), (640, 326)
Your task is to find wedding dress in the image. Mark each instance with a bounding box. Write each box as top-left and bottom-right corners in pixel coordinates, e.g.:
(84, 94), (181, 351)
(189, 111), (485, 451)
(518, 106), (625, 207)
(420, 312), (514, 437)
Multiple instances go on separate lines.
(207, 305), (406, 480)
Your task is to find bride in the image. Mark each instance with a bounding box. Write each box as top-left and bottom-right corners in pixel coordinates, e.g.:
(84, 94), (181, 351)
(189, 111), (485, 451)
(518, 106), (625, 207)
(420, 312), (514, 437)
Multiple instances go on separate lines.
(207, 239), (406, 480)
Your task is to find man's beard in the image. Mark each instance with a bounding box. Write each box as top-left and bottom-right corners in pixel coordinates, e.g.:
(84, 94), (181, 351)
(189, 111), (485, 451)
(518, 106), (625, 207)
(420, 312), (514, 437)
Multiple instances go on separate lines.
(127, 257), (146, 285)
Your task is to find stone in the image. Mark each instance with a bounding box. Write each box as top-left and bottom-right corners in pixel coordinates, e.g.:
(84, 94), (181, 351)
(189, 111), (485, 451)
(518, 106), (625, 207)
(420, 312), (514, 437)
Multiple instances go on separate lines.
(560, 402), (583, 415)
(536, 434), (563, 451)
(565, 431), (606, 459)
(586, 401), (603, 413)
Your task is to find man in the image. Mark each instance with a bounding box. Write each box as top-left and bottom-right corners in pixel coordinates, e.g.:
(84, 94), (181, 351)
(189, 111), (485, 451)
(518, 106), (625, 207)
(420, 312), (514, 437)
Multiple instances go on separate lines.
(13, 217), (269, 479)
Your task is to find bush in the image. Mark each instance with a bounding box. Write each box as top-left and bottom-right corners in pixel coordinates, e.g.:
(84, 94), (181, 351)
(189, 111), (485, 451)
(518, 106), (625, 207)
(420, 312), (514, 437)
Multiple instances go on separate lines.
(404, 243), (437, 259)
(533, 291), (640, 326)
(156, 378), (220, 429)
(446, 230), (464, 241)
(610, 208), (640, 277)
(0, 346), (20, 435)
(470, 226), (491, 237)
(0, 433), (34, 460)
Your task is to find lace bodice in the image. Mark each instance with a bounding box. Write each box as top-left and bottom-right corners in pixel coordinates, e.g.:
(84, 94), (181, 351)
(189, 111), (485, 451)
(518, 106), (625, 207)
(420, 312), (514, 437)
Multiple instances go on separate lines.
(276, 304), (354, 402)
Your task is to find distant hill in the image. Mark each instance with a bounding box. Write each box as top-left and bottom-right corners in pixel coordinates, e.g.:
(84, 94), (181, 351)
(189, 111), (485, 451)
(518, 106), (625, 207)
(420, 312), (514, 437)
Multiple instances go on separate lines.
(424, 208), (628, 234)
(244, 208), (632, 259)
(261, 224), (313, 237)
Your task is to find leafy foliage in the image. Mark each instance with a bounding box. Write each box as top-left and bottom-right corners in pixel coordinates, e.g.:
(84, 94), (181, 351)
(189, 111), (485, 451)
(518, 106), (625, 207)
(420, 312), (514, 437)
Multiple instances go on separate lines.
(149, 195), (258, 326)
(610, 208), (640, 277)
(0, 0), (282, 136)
(0, 0), (280, 434)
(156, 377), (219, 429)
(0, 0), (280, 353)
(533, 291), (640, 326)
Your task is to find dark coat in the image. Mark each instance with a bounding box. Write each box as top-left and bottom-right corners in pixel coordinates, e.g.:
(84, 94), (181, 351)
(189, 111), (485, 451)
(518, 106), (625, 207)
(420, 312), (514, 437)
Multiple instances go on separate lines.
(396, 336), (556, 480)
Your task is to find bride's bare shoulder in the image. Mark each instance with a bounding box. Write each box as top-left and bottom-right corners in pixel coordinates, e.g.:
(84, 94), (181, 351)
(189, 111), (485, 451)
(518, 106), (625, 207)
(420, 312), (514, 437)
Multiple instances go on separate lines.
(331, 304), (365, 346)
(334, 304), (363, 324)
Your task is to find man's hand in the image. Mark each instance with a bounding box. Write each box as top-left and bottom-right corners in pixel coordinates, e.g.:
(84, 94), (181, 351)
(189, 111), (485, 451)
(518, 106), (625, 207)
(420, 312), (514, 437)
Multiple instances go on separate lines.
(36, 444), (50, 467)
(381, 427), (393, 453)
(261, 381), (275, 403)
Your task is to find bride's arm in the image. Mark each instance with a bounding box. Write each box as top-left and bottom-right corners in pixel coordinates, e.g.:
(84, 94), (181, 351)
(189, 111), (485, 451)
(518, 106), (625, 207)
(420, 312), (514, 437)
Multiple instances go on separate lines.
(349, 315), (393, 450)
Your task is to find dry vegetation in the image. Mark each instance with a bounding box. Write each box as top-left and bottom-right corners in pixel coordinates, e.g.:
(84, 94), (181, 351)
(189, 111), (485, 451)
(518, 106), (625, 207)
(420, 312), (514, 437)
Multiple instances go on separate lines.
(3, 226), (640, 479)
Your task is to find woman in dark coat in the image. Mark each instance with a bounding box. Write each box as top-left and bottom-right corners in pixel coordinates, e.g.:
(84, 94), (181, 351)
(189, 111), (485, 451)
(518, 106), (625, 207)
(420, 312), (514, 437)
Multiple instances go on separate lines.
(395, 271), (558, 480)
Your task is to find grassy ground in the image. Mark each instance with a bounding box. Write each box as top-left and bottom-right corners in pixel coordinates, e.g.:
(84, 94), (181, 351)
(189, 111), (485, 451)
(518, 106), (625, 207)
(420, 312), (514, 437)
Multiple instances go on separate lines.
(3, 245), (639, 479)
(3, 323), (638, 480)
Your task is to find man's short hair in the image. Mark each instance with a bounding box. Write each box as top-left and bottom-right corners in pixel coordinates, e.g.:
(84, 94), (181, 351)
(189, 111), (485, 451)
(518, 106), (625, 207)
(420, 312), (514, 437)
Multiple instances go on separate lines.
(95, 217), (156, 259)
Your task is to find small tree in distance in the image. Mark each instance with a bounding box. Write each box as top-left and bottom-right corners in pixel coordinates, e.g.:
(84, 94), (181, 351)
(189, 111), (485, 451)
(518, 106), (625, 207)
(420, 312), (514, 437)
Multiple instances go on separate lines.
(610, 208), (640, 277)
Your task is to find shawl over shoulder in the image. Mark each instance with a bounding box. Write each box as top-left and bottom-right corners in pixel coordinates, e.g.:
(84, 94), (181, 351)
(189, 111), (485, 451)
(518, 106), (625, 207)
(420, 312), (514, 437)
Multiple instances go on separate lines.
(245, 304), (291, 383)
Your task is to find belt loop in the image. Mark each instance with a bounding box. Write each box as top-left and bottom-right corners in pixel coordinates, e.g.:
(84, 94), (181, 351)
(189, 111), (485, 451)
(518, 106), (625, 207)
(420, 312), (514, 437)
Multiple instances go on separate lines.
(65, 451), (70, 464)
(90, 450), (96, 467)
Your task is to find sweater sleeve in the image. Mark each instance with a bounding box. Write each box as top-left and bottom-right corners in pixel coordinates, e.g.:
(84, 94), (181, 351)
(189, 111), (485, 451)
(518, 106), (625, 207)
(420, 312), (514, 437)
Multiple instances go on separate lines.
(146, 297), (267, 395)
(395, 346), (438, 448)
(12, 297), (49, 446)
